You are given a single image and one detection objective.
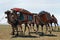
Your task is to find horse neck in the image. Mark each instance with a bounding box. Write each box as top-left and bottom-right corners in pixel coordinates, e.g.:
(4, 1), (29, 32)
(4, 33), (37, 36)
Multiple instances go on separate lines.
(13, 13), (18, 20)
(52, 16), (57, 22)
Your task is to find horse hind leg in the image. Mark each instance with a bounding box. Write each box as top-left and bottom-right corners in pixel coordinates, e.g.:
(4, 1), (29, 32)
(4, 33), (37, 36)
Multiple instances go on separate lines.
(45, 25), (51, 34)
(19, 25), (23, 35)
(47, 23), (52, 34)
(57, 23), (60, 30)
(54, 23), (56, 30)
(41, 25), (44, 35)
(36, 24), (39, 32)
(49, 24), (52, 34)
(50, 23), (53, 31)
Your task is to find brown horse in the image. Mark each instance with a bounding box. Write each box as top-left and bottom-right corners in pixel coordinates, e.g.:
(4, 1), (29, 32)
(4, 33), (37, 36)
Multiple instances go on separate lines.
(28, 11), (50, 34)
(5, 10), (19, 36)
(10, 8), (34, 35)
(38, 11), (52, 34)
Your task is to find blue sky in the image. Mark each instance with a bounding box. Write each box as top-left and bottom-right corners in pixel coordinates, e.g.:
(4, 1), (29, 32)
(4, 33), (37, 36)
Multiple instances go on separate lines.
(0, 0), (60, 25)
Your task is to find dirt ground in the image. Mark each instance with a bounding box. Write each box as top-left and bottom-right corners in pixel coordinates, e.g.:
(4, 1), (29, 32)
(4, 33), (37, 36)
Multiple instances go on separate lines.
(0, 25), (60, 40)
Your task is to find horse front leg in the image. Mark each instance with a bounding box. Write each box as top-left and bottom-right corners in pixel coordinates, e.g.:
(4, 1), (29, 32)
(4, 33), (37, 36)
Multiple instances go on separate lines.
(27, 24), (31, 35)
(15, 27), (19, 36)
(12, 27), (15, 35)
(19, 25), (23, 35)
(11, 25), (15, 35)
(24, 23), (27, 35)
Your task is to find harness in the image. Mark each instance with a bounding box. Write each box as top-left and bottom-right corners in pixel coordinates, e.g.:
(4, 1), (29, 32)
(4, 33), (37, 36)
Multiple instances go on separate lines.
(28, 15), (33, 21)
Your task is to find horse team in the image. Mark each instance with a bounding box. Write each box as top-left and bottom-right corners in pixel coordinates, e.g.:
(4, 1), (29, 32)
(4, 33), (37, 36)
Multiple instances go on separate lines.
(5, 8), (59, 36)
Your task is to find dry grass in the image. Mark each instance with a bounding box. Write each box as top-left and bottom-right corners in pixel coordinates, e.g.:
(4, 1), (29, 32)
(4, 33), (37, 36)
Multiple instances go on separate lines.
(0, 25), (60, 40)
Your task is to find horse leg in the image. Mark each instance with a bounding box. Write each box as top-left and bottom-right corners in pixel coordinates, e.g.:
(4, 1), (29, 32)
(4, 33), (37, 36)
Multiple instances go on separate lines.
(49, 24), (52, 34)
(57, 23), (60, 30)
(51, 23), (53, 31)
(32, 23), (36, 31)
(41, 25), (44, 35)
(15, 26), (19, 36)
(29, 24), (31, 30)
(11, 27), (15, 35)
(24, 23), (27, 35)
(46, 25), (48, 34)
(36, 24), (39, 32)
(47, 23), (52, 34)
(54, 23), (56, 30)
(20, 25), (23, 34)
(47, 24), (50, 31)
(46, 25), (52, 34)
(27, 24), (31, 35)
(11, 25), (15, 35)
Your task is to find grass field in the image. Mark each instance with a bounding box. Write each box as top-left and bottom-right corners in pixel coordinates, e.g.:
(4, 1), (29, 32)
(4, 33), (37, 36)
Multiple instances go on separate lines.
(0, 25), (60, 40)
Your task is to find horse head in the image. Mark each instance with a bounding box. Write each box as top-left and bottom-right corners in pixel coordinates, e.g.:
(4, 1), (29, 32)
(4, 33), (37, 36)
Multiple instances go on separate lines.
(5, 10), (15, 24)
(5, 10), (11, 15)
(5, 10), (11, 19)
(52, 14), (55, 18)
